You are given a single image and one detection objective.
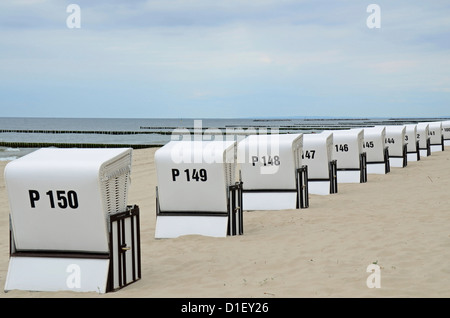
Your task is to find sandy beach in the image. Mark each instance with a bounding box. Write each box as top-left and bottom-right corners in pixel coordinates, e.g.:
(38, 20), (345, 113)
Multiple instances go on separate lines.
(1, 146), (450, 298)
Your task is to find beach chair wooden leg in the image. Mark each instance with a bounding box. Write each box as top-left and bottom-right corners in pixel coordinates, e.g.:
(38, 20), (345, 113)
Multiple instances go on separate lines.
(296, 165), (309, 209)
(107, 205), (141, 292)
(227, 181), (244, 236)
(360, 152), (368, 183)
(329, 160), (338, 194)
(384, 147), (391, 173)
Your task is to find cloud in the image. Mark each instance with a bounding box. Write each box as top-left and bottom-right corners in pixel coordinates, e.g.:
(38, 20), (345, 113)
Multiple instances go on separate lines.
(368, 60), (418, 74)
(0, 1), (449, 118)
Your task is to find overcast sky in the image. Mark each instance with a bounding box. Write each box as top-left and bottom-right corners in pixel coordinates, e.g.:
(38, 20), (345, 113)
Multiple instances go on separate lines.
(1, 0), (449, 118)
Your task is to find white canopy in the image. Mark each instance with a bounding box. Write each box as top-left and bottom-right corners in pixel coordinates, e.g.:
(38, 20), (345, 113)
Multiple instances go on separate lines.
(442, 120), (450, 146)
(405, 124), (420, 161)
(155, 140), (236, 213)
(237, 133), (307, 210)
(154, 140), (239, 238)
(329, 129), (367, 183)
(416, 123), (431, 157)
(427, 121), (444, 152)
(5, 148), (132, 253)
(360, 126), (389, 174)
(302, 132), (337, 194)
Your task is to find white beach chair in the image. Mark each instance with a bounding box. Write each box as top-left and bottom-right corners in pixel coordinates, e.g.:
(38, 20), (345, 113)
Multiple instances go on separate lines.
(384, 125), (408, 168)
(360, 126), (390, 174)
(427, 121), (444, 152)
(302, 132), (338, 195)
(330, 129), (367, 183)
(405, 124), (420, 162)
(237, 134), (308, 210)
(4, 148), (140, 293)
(417, 123), (431, 157)
(154, 140), (243, 238)
(442, 121), (450, 146)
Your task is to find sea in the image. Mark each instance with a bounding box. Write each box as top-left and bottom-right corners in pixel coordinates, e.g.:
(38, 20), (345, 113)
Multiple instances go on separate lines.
(1, 116), (449, 161)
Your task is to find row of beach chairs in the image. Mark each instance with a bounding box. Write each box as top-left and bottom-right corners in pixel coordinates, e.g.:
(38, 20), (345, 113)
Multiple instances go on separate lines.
(3, 120), (449, 293)
(154, 120), (449, 239)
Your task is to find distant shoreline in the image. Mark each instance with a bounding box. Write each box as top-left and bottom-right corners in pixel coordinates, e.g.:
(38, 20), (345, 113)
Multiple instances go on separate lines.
(1, 116), (449, 160)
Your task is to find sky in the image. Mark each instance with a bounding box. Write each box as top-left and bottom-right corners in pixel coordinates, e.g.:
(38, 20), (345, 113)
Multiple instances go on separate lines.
(0, 0), (449, 119)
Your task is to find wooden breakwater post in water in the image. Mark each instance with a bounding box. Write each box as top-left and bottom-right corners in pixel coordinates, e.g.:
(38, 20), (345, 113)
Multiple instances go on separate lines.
(0, 141), (161, 149)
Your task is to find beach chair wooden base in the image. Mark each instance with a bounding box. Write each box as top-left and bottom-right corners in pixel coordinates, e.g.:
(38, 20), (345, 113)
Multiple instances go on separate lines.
(430, 136), (444, 152)
(407, 141), (420, 162)
(307, 181), (334, 195)
(155, 182), (243, 238)
(307, 160), (338, 195)
(367, 163), (388, 174)
(336, 153), (367, 183)
(242, 166), (309, 210)
(389, 144), (408, 168)
(407, 152), (420, 162)
(5, 205), (141, 294)
(419, 138), (431, 157)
